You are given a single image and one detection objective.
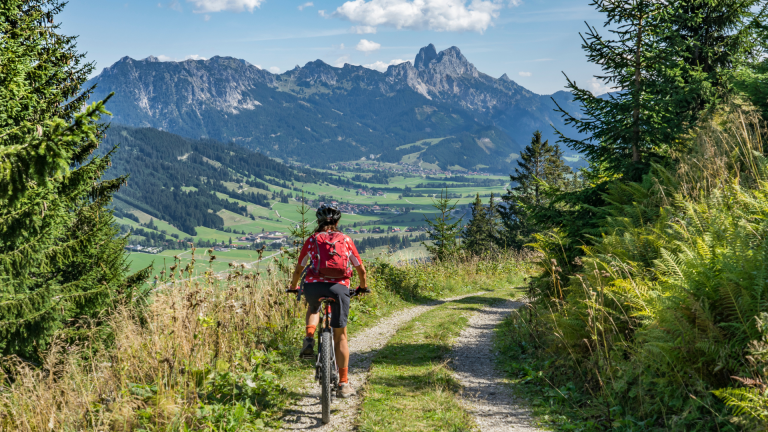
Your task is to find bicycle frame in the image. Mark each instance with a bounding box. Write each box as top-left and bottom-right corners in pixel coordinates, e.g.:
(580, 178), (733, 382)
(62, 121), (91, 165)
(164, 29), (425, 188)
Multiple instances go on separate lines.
(314, 299), (339, 386)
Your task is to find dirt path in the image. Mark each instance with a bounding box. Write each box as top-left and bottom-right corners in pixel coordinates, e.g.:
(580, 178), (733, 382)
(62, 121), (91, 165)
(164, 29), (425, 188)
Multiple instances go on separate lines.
(451, 299), (542, 431)
(277, 291), (487, 431)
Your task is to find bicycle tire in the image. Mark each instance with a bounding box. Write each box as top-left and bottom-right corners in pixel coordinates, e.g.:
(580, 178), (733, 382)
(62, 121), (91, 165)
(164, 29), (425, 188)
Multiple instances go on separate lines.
(320, 330), (333, 424)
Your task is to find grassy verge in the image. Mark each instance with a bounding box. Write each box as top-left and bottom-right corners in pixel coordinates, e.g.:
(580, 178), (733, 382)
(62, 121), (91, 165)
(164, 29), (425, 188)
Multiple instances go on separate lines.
(0, 251), (532, 431)
(494, 312), (598, 431)
(357, 284), (525, 432)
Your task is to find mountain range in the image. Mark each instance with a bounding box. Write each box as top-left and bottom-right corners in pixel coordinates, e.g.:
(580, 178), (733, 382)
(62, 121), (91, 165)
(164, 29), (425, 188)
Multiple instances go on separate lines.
(87, 44), (585, 172)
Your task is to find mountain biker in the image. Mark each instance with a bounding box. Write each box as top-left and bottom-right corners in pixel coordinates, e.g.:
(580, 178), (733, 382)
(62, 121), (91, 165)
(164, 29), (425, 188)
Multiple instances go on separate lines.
(288, 204), (368, 398)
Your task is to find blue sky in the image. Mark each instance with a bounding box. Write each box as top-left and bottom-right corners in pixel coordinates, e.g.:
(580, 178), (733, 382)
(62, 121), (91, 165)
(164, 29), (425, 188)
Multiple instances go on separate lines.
(61, 0), (612, 95)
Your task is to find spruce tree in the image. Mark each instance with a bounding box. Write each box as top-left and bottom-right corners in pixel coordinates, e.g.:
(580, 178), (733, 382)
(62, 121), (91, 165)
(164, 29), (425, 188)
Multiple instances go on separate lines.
(499, 131), (572, 250)
(0, 0), (147, 360)
(554, 0), (766, 179)
(423, 189), (462, 261)
(464, 193), (500, 255)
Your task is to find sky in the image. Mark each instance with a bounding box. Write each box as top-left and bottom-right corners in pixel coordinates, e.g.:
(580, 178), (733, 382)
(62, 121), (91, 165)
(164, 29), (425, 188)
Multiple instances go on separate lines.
(60, 0), (613, 96)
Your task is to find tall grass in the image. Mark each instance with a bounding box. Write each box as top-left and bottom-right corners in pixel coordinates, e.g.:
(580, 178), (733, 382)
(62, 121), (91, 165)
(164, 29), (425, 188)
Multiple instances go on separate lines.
(0, 247), (532, 431)
(508, 106), (768, 431)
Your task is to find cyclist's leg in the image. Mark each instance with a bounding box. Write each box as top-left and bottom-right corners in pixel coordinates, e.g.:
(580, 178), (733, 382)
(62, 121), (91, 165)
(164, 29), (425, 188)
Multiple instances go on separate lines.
(333, 327), (349, 369)
(303, 282), (333, 330)
(306, 304), (320, 328)
(327, 284), (351, 379)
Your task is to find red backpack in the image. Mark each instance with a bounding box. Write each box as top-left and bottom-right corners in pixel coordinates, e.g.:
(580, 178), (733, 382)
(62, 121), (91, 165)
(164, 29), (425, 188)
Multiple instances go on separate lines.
(308, 232), (352, 279)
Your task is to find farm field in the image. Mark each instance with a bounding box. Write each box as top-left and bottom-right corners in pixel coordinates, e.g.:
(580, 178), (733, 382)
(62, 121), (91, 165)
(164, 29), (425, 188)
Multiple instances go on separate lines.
(120, 168), (508, 277)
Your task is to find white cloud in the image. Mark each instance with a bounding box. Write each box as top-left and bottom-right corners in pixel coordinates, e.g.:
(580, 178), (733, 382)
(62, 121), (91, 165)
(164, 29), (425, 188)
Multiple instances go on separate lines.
(269, 66), (281, 74)
(298, 2), (314, 10)
(518, 71), (531, 77)
(204, 14), (211, 20)
(334, 56), (351, 67)
(351, 25), (377, 34)
(589, 77), (613, 96)
(185, 0), (264, 13)
(356, 39), (381, 52)
(169, 0), (183, 11)
(155, 54), (208, 62)
(363, 58), (408, 72)
(334, 0), (517, 33)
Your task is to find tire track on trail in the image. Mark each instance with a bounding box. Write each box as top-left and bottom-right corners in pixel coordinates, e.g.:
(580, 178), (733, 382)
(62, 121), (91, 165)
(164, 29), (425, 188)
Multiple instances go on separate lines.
(276, 291), (488, 431)
(451, 299), (543, 431)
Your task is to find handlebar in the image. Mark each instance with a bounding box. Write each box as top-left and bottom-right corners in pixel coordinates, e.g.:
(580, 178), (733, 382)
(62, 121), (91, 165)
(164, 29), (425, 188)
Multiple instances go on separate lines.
(284, 287), (371, 296)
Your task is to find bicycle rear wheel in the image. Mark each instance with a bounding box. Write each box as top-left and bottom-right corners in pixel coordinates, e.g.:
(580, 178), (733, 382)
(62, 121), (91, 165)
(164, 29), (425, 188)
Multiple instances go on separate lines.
(320, 330), (333, 424)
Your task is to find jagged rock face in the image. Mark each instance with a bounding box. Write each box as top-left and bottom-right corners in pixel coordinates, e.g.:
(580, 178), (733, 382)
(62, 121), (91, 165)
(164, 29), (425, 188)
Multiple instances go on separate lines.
(86, 44), (585, 169)
(414, 43), (439, 71)
(97, 55), (275, 129)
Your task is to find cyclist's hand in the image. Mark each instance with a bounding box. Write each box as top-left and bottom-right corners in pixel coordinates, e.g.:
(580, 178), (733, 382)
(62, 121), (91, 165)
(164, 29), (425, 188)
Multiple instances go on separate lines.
(355, 286), (371, 295)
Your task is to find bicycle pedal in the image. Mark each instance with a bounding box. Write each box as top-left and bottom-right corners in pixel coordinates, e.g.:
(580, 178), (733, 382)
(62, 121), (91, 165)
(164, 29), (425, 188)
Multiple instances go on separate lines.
(300, 353), (315, 360)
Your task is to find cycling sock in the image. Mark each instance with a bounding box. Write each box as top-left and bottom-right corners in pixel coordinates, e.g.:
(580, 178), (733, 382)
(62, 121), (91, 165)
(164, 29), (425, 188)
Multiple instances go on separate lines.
(305, 325), (316, 338)
(339, 367), (348, 384)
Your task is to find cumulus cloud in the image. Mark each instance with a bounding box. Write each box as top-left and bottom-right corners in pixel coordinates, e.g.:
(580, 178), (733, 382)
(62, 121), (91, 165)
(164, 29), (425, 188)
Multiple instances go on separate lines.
(589, 77), (613, 96)
(363, 58), (408, 72)
(269, 66), (281, 74)
(156, 54), (208, 62)
(334, 56), (351, 67)
(334, 0), (515, 33)
(356, 39), (381, 52)
(185, 0), (264, 13)
(351, 25), (377, 34)
(518, 71), (531, 77)
(298, 2), (313, 10)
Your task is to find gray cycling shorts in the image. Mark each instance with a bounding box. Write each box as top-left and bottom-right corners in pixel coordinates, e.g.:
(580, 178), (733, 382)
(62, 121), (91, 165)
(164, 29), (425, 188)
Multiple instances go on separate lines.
(303, 282), (351, 328)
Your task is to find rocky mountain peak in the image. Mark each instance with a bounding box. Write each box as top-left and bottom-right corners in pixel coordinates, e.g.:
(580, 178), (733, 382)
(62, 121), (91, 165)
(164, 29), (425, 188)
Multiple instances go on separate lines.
(414, 43), (439, 71)
(500, 73), (511, 82)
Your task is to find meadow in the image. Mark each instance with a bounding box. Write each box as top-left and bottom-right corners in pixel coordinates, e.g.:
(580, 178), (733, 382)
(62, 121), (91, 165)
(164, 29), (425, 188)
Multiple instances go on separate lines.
(119, 169), (510, 278)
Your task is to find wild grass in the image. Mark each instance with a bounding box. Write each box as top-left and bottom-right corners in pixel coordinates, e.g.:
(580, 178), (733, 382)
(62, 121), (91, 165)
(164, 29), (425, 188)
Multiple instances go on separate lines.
(0, 248), (533, 431)
(500, 106), (768, 431)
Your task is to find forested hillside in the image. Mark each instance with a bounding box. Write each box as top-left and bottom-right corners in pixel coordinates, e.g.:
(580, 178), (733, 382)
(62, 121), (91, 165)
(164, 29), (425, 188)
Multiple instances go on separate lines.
(102, 125), (374, 235)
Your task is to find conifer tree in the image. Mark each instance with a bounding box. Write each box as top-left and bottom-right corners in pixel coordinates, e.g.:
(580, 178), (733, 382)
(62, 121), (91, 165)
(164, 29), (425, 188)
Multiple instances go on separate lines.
(554, 0), (766, 179)
(463, 193), (499, 255)
(0, 0), (147, 359)
(499, 131), (572, 250)
(423, 189), (462, 261)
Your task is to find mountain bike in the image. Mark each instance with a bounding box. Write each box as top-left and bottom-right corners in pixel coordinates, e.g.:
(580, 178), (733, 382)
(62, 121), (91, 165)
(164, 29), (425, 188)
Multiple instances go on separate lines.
(286, 285), (369, 424)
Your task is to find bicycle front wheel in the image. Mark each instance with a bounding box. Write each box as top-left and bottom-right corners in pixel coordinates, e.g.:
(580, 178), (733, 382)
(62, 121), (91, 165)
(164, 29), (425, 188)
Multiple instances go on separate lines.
(320, 330), (333, 424)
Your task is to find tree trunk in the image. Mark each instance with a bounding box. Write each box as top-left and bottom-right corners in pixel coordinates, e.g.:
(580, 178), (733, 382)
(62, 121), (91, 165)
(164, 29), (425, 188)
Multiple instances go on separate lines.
(632, 13), (644, 163)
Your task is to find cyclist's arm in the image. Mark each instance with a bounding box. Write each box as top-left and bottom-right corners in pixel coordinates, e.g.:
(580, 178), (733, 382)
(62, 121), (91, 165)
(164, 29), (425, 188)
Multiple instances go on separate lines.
(353, 263), (368, 288)
(290, 238), (312, 289)
(289, 262), (306, 289)
(348, 239), (368, 289)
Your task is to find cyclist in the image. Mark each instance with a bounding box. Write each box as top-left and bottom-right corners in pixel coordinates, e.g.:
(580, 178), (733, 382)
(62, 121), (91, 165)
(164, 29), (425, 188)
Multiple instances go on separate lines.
(288, 204), (369, 398)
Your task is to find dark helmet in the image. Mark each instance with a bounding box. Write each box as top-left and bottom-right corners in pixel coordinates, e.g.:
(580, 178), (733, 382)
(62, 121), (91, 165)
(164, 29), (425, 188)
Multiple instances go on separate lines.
(316, 204), (341, 224)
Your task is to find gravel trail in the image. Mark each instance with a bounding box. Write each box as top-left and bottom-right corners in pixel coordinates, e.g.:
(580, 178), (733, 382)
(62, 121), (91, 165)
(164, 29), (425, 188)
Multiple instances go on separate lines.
(277, 291), (487, 431)
(451, 299), (543, 432)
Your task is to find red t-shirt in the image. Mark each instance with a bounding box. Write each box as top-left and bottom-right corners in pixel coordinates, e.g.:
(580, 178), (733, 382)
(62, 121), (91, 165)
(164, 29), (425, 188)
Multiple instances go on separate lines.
(298, 233), (362, 287)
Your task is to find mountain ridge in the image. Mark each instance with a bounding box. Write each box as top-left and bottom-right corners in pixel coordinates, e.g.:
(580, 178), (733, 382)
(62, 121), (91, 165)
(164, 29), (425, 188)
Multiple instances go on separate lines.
(88, 44), (585, 171)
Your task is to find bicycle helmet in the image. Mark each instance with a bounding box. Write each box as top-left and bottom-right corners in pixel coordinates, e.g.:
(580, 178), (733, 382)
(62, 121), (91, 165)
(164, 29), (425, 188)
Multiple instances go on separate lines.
(316, 204), (341, 224)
